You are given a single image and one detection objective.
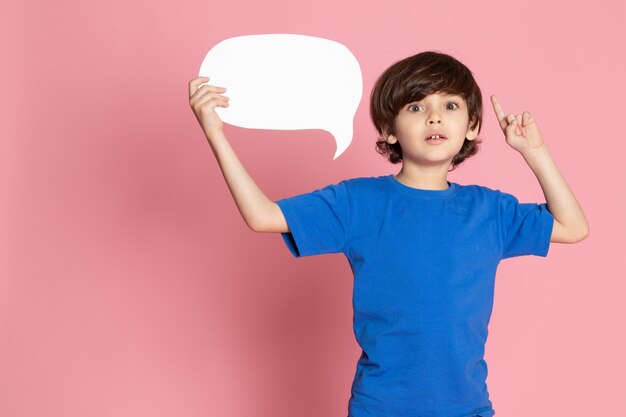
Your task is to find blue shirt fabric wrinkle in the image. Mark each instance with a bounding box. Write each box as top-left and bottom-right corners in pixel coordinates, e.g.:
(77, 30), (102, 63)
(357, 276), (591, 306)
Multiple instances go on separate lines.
(274, 174), (555, 417)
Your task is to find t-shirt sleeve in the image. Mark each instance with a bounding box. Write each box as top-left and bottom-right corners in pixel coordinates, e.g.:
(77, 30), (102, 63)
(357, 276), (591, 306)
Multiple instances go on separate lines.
(497, 190), (555, 259)
(274, 181), (352, 258)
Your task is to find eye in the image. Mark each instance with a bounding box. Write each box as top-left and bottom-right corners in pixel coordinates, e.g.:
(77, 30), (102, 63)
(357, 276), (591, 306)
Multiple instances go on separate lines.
(407, 104), (422, 112)
(407, 102), (460, 112)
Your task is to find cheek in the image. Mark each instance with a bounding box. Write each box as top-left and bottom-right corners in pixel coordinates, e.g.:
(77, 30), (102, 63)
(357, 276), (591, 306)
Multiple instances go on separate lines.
(393, 120), (414, 138)
(452, 115), (470, 133)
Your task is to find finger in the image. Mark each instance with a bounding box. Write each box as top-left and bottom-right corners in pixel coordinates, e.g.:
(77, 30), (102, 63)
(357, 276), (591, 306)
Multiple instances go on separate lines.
(190, 92), (229, 110)
(505, 117), (519, 137)
(522, 111), (535, 126)
(506, 113), (516, 124)
(190, 83), (227, 102)
(188, 76), (228, 98)
(506, 114), (522, 136)
(516, 114), (524, 135)
(490, 95), (507, 128)
(189, 85), (230, 107)
(515, 114), (522, 136)
(196, 95), (230, 111)
(189, 76), (210, 96)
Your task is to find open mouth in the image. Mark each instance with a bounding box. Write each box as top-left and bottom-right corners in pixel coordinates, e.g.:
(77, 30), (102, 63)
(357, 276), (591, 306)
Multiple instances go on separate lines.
(425, 134), (447, 143)
(425, 134), (447, 140)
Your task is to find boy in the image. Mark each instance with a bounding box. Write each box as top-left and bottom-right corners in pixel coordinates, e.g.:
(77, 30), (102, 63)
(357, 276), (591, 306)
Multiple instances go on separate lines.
(188, 50), (589, 417)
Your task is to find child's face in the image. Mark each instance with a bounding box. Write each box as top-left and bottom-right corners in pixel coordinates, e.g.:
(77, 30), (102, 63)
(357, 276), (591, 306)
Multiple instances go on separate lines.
(386, 92), (479, 168)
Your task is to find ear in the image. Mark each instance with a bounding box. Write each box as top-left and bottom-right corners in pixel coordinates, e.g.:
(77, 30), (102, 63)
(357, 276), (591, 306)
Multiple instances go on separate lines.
(383, 129), (398, 144)
(466, 120), (480, 141)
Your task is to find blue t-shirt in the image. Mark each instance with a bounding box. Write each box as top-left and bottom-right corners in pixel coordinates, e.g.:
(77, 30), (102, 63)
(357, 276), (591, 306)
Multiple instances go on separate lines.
(275, 174), (554, 417)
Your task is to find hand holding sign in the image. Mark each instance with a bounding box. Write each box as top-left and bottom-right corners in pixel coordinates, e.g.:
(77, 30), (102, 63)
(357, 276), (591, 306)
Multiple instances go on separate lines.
(188, 76), (230, 137)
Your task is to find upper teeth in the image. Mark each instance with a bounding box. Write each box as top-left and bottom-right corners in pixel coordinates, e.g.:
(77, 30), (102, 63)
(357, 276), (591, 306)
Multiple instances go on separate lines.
(429, 135), (442, 139)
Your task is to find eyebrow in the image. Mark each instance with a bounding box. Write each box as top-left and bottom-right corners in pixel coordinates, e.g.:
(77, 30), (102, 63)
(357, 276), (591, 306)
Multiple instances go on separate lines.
(406, 96), (463, 105)
(413, 94), (462, 101)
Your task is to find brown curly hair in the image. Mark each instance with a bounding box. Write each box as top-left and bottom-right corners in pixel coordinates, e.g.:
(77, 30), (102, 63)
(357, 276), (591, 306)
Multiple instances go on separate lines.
(370, 50), (483, 171)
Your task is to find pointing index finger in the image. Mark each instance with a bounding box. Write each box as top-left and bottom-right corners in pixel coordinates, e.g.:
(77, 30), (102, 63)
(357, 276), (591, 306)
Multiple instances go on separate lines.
(490, 95), (508, 129)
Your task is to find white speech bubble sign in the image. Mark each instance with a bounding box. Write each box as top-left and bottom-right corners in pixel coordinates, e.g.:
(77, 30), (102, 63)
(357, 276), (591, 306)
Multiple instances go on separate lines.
(198, 34), (363, 160)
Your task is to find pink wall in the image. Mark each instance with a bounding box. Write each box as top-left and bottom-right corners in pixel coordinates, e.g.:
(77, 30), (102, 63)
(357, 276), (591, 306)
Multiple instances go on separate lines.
(2, 0), (625, 416)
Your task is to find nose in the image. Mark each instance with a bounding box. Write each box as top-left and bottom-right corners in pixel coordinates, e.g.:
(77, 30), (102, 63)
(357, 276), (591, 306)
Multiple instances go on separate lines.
(426, 111), (442, 125)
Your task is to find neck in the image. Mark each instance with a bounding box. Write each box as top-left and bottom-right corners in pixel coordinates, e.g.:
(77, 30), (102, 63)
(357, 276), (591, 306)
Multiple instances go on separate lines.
(394, 164), (450, 190)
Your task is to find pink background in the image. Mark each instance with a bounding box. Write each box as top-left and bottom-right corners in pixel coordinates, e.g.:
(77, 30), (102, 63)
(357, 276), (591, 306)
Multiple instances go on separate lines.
(2, 0), (625, 416)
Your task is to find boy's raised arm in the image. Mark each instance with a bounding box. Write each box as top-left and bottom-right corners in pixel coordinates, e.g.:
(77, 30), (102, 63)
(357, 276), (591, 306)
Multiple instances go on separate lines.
(205, 129), (289, 233)
(189, 76), (289, 233)
(490, 95), (590, 243)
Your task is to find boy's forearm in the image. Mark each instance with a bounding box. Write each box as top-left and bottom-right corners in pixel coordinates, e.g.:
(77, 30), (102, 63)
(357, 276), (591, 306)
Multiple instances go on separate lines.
(205, 129), (274, 231)
(521, 144), (589, 238)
